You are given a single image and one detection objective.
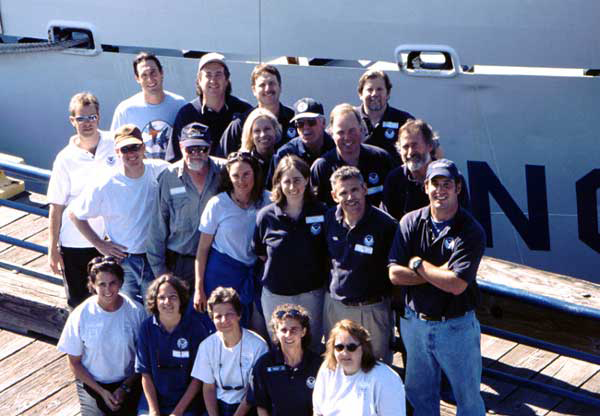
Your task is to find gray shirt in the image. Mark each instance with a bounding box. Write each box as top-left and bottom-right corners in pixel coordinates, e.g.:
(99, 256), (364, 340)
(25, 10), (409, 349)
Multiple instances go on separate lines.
(146, 158), (224, 276)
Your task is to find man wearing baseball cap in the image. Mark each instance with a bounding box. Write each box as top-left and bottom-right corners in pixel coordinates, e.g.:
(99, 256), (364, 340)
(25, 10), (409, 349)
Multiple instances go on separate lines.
(146, 122), (225, 284)
(167, 52), (251, 161)
(388, 158), (486, 415)
(69, 124), (169, 302)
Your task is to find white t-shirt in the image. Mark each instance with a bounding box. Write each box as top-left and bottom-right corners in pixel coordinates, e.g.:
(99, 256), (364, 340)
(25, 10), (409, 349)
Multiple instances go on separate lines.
(313, 362), (406, 416)
(57, 294), (146, 384)
(69, 159), (168, 254)
(110, 91), (186, 160)
(199, 191), (270, 265)
(191, 328), (268, 405)
(46, 131), (118, 248)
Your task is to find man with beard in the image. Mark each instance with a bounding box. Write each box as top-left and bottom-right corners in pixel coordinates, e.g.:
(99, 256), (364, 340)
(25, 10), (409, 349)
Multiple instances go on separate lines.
(356, 70), (413, 165)
(146, 123), (225, 285)
(382, 119), (469, 221)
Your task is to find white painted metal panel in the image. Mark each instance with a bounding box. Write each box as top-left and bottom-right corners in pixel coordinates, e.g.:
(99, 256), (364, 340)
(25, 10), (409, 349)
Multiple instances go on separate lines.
(2, 1), (599, 67)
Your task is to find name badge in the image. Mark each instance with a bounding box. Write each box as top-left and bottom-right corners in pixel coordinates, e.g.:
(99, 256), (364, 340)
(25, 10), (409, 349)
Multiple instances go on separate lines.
(305, 215), (324, 224)
(367, 185), (383, 195)
(267, 365), (286, 372)
(382, 121), (399, 129)
(172, 350), (190, 358)
(170, 186), (186, 196)
(354, 244), (373, 254)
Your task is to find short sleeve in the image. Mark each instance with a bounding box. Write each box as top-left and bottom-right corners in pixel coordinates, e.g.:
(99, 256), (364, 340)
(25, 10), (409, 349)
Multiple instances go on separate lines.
(249, 357), (269, 408)
(312, 363), (328, 415)
(47, 156), (70, 205)
(448, 223), (485, 284)
(375, 364), (406, 416)
(198, 196), (220, 235)
(57, 310), (83, 357)
(135, 320), (152, 374)
(191, 337), (216, 384)
(68, 181), (106, 220)
(388, 220), (410, 267)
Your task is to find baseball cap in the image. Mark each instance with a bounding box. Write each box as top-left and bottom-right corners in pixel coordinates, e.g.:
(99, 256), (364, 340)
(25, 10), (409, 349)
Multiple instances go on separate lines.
(425, 159), (460, 182)
(198, 52), (227, 72)
(291, 98), (324, 121)
(180, 122), (211, 147)
(114, 124), (143, 149)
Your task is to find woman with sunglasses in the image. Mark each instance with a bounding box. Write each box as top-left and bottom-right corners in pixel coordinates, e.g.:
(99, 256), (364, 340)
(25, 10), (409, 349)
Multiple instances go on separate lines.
(136, 274), (213, 416)
(194, 151), (270, 328)
(249, 304), (322, 416)
(253, 155), (327, 351)
(313, 319), (406, 416)
(240, 108), (281, 184)
(57, 256), (146, 415)
(192, 287), (268, 416)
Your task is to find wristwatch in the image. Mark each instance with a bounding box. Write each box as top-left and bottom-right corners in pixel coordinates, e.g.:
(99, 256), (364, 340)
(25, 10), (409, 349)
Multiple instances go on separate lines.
(410, 257), (423, 274)
(120, 383), (131, 394)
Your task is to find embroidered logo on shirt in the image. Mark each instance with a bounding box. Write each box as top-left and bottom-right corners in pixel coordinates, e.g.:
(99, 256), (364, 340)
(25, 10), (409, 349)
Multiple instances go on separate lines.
(444, 237), (456, 250)
(310, 223), (322, 235)
(106, 156), (116, 166)
(177, 338), (188, 349)
(306, 376), (316, 389)
(287, 126), (297, 138)
(368, 172), (379, 184)
(384, 128), (396, 140)
(364, 234), (374, 247)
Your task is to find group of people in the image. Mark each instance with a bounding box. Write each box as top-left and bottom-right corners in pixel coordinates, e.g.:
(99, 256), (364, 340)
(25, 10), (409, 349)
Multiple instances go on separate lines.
(50, 50), (487, 416)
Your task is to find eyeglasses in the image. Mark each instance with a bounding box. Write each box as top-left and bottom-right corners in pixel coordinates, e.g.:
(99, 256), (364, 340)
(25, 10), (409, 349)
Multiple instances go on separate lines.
(334, 343), (360, 352)
(185, 145), (210, 155)
(119, 143), (143, 153)
(295, 119), (318, 129)
(218, 337), (245, 391)
(74, 114), (98, 123)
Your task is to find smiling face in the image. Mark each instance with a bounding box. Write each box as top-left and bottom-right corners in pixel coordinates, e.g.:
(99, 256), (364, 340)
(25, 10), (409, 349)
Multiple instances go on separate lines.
(252, 117), (277, 157)
(212, 302), (241, 335)
(135, 59), (164, 96)
(280, 167), (307, 204)
(331, 177), (367, 220)
(399, 131), (433, 173)
(425, 176), (461, 218)
(182, 143), (209, 171)
(252, 73), (281, 107)
(296, 117), (325, 146)
(333, 330), (363, 375)
(156, 282), (181, 319)
(116, 142), (145, 171)
(359, 76), (389, 112)
(332, 111), (362, 161)
(198, 62), (228, 100)
(228, 160), (255, 197)
(70, 104), (99, 139)
(275, 317), (306, 351)
(94, 271), (123, 311)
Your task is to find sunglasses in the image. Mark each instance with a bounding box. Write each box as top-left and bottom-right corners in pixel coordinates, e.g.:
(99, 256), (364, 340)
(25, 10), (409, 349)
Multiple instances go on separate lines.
(334, 343), (360, 352)
(295, 118), (318, 129)
(119, 143), (143, 153)
(227, 151), (255, 163)
(74, 114), (98, 123)
(275, 309), (302, 319)
(185, 145), (210, 155)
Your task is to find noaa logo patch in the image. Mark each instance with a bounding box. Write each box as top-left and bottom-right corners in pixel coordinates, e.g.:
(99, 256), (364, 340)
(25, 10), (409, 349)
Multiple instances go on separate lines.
(443, 237), (456, 251)
(368, 172), (379, 185)
(297, 101), (308, 113)
(310, 223), (322, 235)
(363, 234), (374, 247)
(384, 128), (396, 140)
(287, 126), (297, 138)
(106, 156), (116, 166)
(306, 376), (316, 389)
(177, 338), (188, 350)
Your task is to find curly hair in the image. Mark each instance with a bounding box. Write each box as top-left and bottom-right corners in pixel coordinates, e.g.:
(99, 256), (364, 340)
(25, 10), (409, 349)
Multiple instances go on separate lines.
(145, 274), (190, 316)
(86, 256), (124, 294)
(270, 303), (312, 350)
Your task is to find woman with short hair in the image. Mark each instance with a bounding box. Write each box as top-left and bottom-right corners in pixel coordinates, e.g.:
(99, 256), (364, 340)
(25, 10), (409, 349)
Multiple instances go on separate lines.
(57, 256), (146, 415)
(313, 319), (406, 416)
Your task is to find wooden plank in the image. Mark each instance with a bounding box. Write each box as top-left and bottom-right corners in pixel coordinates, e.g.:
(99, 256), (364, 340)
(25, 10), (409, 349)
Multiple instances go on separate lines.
(546, 370), (600, 415)
(481, 333), (517, 361)
(0, 340), (63, 392)
(0, 355), (73, 415)
(20, 381), (80, 416)
(0, 268), (68, 339)
(0, 206), (27, 228)
(0, 330), (35, 362)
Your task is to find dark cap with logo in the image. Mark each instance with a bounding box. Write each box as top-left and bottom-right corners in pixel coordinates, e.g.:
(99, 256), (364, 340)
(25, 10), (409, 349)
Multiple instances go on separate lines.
(425, 159), (460, 182)
(180, 122), (211, 147)
(291, 97), (324, 121)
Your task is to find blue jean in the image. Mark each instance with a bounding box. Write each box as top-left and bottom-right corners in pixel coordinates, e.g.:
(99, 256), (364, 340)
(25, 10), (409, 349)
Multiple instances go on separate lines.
(400, 307), (485, 416)
(121, 253), (155, 305)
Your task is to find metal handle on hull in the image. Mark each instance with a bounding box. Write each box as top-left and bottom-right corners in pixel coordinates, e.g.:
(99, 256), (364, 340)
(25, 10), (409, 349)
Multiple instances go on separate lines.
(395, 44), (461, 78)
(47, 20), (100, 56)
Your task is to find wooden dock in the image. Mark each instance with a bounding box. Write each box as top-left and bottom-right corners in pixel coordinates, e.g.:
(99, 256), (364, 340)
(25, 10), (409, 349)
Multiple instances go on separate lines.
(0, 192), (599, 415)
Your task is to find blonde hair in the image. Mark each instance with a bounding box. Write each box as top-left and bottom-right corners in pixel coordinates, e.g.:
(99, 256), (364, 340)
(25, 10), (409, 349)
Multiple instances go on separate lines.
(240, 108), (282, 152)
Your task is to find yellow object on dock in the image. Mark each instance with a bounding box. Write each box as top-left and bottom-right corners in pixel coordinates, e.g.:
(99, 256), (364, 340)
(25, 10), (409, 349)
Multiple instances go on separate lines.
(0, 154), (25, 200)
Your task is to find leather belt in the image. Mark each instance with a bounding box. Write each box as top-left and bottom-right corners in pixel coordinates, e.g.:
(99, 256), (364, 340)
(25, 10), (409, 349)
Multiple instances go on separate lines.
(416, 311), (466, 322)
(342, 295), (385, 307)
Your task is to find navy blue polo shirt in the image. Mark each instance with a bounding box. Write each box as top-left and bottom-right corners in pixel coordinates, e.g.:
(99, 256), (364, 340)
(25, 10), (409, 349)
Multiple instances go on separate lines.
(359, 104), (413, 166)
(388, 206), (486, 317)
(382, 164), (471, 221)
(324, 204), (397, 301)
(136, 303), (213, 412)
(219, 103), (297, 157)
(249, 348), (322, 416)
(253, 201), (328, 295)
(310, 144), (393, 207)
(166, 95), (252, 161)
